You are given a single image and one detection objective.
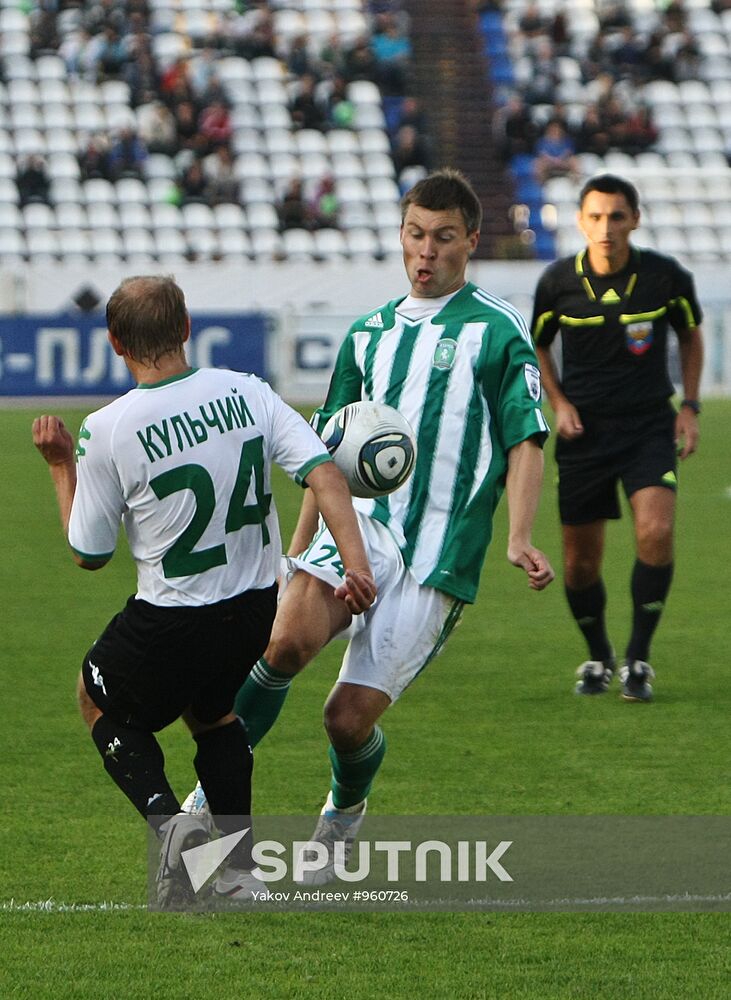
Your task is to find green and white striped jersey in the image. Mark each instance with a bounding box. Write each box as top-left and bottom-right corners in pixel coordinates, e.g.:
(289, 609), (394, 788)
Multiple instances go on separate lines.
(311, 282), (549, 603)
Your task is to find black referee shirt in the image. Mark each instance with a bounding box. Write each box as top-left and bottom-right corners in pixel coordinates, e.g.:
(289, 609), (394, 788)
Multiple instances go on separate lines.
(531, 247), (702, 414)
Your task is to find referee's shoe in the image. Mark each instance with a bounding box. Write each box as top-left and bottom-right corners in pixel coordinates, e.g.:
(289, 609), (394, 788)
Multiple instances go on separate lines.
(575, 655), (616, 695)
(619, 660), (655, 702)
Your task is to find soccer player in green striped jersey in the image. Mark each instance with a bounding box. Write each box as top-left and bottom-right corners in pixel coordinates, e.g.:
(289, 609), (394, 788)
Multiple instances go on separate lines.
(186, 170), (555, 883)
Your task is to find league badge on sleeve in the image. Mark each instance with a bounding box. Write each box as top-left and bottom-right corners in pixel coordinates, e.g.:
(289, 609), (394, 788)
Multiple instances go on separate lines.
(524, 363), (542, 401)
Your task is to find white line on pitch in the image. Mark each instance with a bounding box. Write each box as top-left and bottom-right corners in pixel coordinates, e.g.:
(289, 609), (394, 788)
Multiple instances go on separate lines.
(1, 891), (730, 913)
(1, 899), (147, 912)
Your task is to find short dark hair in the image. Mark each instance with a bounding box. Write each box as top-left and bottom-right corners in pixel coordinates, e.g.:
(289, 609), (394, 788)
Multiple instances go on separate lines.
(106, 275), (188, 364)
(579, 174), (640, 214)
(400, 168), (483, 234)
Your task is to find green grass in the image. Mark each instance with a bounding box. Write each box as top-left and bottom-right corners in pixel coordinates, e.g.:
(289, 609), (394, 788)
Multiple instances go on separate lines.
(0, 912), (728, 1000)
(1, 403), (730, 997)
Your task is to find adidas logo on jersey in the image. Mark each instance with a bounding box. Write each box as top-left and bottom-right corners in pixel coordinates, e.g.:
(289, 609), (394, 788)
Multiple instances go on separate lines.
(365, 312), (384, 328)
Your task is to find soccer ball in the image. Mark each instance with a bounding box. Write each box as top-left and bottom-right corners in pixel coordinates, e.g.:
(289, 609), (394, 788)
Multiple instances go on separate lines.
(320, 401), (417, 499)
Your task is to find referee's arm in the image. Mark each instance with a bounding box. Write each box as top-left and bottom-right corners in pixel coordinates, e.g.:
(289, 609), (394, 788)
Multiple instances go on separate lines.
(675, 324), (704, 459)
(535, 343), (584, 441)
(531, 270), (584, 441)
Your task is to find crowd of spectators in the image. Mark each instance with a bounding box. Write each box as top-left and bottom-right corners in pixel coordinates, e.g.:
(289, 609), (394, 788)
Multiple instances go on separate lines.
(492, 0), (695, 176)
(18, 0), (432, 235)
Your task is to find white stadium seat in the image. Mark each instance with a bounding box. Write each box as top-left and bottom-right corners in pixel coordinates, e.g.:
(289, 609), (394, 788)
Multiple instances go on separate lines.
(313, 227), (349, 259)
(218, 228), (252, 257)
(250, 227), (283, 258)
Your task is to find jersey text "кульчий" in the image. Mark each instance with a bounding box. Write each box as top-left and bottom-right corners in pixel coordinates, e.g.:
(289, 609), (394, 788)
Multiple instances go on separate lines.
(136, 391), (256, 463)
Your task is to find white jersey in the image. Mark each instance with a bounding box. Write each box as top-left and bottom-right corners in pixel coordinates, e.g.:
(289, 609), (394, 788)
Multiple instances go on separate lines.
(69, 367), (331, 606)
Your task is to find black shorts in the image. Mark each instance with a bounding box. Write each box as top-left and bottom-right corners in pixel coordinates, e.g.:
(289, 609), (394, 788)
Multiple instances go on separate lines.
(555, 404), (677, 525)
(81, 584), (278, 732)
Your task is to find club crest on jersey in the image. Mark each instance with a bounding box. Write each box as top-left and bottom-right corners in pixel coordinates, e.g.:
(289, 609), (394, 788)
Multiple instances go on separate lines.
(524, 363), (541, 401)
(625, 321), (653, 355)
(433, 338), (457, 370)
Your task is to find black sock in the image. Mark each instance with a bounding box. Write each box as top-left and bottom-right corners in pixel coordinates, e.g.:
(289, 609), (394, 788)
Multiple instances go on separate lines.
(194, 718), (253, 866)
(626, 560), (673, 663)
(91, 715), (180, 832)
(565, 580), (613, 661)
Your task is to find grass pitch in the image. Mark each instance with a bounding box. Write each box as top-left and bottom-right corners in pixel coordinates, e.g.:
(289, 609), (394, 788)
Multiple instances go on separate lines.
(1, 402), (729, 998)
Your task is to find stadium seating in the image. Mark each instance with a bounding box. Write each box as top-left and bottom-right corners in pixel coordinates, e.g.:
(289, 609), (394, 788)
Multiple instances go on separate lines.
(6, 0), (731, 264)
(0, 0), (406, 264)
(486, 0), (731, 262)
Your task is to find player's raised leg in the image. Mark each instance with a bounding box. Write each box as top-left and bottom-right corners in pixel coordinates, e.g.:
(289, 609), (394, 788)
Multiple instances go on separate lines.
(235, 569), (354, 744)
(181, 567), (357, 816)
(563, 521), (616, 694)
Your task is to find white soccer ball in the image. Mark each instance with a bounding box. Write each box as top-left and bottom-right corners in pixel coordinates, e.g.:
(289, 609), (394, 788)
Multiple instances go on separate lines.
(320, 401), (417, 499)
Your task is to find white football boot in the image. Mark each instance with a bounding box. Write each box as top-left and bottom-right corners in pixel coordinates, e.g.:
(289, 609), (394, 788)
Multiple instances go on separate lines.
(295, 792), (367, 887)
(156, 813), (210, 908)
(213, 866), (270, 904)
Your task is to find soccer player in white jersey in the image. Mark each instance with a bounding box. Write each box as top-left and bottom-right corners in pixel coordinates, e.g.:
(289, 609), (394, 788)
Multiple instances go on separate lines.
(32, 275), (375, 905)
(186, 169), (556, 884)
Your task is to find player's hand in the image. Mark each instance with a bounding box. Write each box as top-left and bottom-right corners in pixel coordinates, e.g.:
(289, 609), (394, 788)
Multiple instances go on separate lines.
(334, 568), (377, 615)
(32, 415), (75, 466)
(555, 401), (584, 440)
(507, 543), (555, 591)
(675, 408), (699, 460)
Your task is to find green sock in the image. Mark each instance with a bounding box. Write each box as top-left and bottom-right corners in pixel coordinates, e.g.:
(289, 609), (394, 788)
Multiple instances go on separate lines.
(329, 726), (386, 809)
(233, 658), (292, 748)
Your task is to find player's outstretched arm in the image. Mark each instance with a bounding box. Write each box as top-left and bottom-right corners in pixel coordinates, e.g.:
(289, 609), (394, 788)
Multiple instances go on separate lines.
(304, 462), (376, 614)
(505, 437), (555, 591)
(32, 415), (108, 570)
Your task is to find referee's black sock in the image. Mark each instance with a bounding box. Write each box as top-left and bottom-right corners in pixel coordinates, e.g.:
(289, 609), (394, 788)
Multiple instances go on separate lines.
(626, 559), (674, 663)
(194, 718), (254, 866)
(565, 579), (613, 662)
(91, 715), (180, 833)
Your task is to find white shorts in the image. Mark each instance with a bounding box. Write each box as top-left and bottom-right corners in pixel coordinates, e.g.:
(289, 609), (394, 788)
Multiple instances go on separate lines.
(287, 512), (464, 702)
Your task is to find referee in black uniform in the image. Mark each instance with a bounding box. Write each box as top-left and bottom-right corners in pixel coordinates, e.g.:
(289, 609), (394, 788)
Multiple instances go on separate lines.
(531, 174), (704, 701)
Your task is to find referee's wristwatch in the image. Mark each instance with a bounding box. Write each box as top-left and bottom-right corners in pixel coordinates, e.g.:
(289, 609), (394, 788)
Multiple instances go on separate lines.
(681, 398), (701, 415)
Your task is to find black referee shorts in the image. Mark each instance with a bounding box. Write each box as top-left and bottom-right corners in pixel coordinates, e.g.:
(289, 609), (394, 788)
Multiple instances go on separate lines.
(81, 584), (278, 732)
(555, 404), (677, 525)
